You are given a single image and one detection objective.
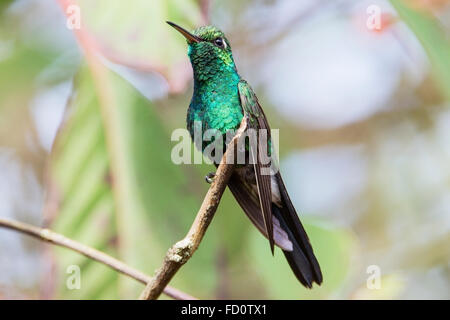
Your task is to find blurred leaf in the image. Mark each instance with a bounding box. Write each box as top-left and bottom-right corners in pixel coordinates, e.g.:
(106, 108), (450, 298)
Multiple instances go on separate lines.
(77, 0), (204, 92)
(0, 0), (14, 15)
(48, 62), (227, 298)
(0, 36), (63, 171)
(248, 219), (357, 299)
(391, 0), (450, 101)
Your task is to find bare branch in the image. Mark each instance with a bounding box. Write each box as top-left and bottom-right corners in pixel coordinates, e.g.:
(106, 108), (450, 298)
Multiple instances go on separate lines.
(139, 117), (248, 300)
(199, 0), (212, 24)
(0, 217), (196, 300)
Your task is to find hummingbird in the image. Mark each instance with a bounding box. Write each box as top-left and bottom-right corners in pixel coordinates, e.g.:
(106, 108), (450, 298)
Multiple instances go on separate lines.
(168, 21), (322, 288)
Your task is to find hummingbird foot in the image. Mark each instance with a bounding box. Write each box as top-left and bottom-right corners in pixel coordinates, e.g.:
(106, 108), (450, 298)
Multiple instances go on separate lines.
(205, 172), (216, 184)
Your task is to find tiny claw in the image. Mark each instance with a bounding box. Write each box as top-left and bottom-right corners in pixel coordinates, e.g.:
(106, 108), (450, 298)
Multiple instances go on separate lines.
(205, 172), (216, 184)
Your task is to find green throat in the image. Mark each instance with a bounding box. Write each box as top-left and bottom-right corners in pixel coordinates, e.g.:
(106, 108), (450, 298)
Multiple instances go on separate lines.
(186, 26), (244, 148)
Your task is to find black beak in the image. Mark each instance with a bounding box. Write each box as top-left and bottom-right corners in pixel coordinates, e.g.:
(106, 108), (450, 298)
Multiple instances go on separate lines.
(167, 21), (202, 44)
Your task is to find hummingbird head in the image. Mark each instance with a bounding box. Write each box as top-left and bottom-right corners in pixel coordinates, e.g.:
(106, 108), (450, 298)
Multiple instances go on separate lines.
(167, 22), (237, 81)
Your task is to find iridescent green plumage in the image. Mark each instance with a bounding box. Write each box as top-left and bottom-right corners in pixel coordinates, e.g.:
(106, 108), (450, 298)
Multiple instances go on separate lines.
(168, 22), (323, 288)
(187, 26), (243, 145)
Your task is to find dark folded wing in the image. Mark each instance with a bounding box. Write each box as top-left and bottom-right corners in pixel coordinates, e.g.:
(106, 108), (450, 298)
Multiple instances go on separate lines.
(238, 80), (274, 253)
(227, 173), (293, 251)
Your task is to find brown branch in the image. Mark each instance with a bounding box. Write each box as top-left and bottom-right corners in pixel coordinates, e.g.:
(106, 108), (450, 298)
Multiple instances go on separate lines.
(0, 217), (196, 300)
(199, 0), (212, 24)
(139, 117), (248, 300)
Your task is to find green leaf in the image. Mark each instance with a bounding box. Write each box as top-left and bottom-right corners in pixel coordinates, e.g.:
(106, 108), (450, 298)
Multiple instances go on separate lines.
(77, 0), (204, 91)
(390, 0), (450, 101)
(48, 63), (222, 298)
(247, 219), (357, 299)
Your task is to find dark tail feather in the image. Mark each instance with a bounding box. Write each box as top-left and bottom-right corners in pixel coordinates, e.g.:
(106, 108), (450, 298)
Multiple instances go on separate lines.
(272, 203), (323, 288)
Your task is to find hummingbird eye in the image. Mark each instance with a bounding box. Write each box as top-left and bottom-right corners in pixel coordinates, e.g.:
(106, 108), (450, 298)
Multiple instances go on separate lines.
(214, 37), (226, 49)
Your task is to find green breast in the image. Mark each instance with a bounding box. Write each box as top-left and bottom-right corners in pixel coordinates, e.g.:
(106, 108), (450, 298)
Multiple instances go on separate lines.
(187, 70), (243, 152)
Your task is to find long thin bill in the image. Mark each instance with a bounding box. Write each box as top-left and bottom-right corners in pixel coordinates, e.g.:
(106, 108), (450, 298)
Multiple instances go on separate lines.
(166, 21), (202, 43)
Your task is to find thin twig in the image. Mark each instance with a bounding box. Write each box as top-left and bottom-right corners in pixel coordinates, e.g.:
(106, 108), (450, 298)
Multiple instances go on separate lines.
(139, 117), (248, 300)
(199, 0), (212, 24)
(0, 218), (196, 300)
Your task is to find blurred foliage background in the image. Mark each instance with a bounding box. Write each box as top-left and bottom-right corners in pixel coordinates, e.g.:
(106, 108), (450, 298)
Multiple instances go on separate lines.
(0, 0), (449, 299)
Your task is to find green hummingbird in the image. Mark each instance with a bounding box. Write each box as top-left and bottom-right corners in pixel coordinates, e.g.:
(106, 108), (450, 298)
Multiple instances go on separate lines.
(168, 21), (322, 288)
